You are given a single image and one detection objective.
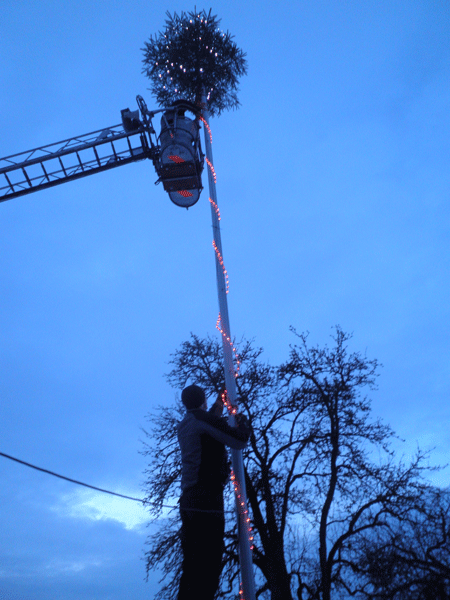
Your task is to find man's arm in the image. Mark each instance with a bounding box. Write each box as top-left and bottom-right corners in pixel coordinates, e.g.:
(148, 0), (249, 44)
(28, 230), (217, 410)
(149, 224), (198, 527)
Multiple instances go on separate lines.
(192, 408), (250, 450)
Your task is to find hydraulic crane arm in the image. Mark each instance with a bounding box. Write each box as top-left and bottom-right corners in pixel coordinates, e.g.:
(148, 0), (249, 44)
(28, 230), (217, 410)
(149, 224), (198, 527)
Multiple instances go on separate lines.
(0, 98), (161, 203)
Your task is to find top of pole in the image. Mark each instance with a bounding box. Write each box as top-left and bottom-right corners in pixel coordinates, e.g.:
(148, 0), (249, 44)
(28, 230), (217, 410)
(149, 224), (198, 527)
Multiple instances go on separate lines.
(142, 8), (247, 117)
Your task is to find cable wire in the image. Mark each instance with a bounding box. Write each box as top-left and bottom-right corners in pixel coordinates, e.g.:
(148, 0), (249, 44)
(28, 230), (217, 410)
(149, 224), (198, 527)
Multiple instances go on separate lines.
(0, 451), (234, 515)
(0, 451), (145, 503)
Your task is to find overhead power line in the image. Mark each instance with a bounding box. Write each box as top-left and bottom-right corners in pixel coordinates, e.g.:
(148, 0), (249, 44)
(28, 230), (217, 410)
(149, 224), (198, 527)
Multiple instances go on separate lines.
(0, 451), (145, 503)
(0, 450), (232, 515)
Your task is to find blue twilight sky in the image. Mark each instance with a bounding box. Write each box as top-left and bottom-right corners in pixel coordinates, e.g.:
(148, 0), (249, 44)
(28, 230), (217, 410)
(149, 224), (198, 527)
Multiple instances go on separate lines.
(1, 0), (449, 598)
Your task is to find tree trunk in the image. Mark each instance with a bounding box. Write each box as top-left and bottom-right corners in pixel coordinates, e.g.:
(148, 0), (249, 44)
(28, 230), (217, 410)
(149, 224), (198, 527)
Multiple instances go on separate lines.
(245, 471), (293, 600)
(265, 535), (293, 600)
(319, 419), (339, 600)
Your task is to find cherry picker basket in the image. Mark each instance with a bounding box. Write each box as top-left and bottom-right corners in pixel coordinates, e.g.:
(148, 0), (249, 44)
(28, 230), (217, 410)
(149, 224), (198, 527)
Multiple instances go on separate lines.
(157, 100), (204, 208)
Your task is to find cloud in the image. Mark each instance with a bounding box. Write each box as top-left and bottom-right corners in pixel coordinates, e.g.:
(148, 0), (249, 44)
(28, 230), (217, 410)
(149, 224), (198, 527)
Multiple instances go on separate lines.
(43, 556), (105, 576)
(51, 488), (148, 531)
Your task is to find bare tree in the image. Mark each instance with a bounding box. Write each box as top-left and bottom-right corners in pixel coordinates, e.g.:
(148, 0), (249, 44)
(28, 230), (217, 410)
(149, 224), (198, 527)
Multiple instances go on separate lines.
(141, 328), (434, 599)
(277, 327), (435, 600)
(356, 486), (450, 599)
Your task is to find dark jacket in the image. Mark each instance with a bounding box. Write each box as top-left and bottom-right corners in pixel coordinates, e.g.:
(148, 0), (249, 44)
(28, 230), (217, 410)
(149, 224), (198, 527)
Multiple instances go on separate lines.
(177, 407), (250, 494)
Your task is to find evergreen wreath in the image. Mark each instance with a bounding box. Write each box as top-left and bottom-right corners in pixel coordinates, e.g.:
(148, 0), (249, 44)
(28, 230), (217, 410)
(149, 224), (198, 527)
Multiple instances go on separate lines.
(142, 9), (247, 116)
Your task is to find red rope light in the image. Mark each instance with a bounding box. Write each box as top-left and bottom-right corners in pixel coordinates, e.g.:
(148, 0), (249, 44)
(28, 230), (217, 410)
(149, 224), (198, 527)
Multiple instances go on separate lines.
(206, 123), (250, 600)
(215, 314), (241, 378)
(209, 197), (221, 220)
(230, 469), (254, 552)
(206, 157), (217, 182)
(212, 240), (229, 293)
(220, 389), (237, 416)
(199, 115), (213, 143)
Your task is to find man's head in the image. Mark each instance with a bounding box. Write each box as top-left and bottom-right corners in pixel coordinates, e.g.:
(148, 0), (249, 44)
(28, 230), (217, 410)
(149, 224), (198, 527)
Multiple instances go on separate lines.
(181, 384), (206, 410)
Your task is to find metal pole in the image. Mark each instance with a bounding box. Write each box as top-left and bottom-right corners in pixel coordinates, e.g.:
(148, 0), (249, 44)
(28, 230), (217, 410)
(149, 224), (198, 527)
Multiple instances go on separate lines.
(200, 95), (256, 600)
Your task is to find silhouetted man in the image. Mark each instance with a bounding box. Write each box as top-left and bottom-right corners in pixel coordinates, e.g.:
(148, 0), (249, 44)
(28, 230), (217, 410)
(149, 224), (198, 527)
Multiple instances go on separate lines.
(177, 384), (250, 600)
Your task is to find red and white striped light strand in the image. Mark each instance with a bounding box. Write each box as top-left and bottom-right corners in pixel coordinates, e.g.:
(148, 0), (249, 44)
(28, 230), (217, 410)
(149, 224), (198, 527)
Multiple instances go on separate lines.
(199, 115), (213, 143)
(209, 137), (241, 377)
(230, 470), (254, 549)
(212, 240), (229, 294)
(220, 389), (237, 416)
(231, 466), (255, 600)
(207, 122), (251, 600)
(216, 314), (241, 378)
(209, 197), (221, 220)
(206, 157), (217, 183)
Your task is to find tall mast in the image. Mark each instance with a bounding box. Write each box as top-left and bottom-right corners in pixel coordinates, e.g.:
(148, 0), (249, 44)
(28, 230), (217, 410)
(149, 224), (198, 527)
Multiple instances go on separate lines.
(201, 93), (256, 600)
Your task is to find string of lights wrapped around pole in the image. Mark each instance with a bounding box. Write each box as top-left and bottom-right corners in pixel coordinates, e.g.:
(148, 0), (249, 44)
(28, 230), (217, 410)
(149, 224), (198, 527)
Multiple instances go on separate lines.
(201, 92), (256, 600)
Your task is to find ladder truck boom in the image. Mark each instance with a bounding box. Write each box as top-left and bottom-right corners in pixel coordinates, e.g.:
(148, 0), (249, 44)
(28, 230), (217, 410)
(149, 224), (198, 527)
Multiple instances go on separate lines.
(0, 100), (160, 203)
(0, 96), (203, 208)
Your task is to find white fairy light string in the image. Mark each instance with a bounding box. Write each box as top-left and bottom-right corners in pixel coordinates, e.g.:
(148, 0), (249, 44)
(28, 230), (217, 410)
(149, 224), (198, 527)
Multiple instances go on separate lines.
(142, 9), (247, 117)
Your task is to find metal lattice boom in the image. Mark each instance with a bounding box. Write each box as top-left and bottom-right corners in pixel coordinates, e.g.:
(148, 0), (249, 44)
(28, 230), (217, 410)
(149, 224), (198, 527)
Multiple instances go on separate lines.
(0, 121), (157, 203)
(0, 97), (205, 207)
